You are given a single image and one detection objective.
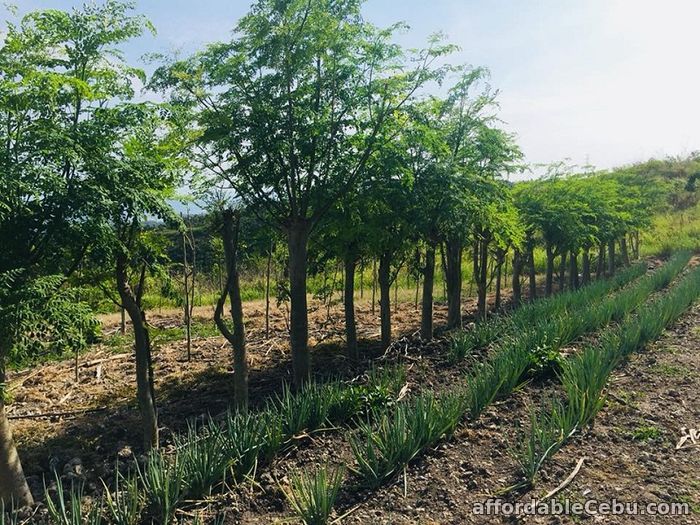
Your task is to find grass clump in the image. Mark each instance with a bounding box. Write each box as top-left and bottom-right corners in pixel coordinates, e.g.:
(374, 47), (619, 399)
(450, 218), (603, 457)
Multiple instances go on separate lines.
(175, 423), (230, 500)
(284, 465), (345, 525)
(221, 408), (284, 480)
(137, 452), (183, 525)
(350, 391), (466, 488)
(45, 474), (104, 525)
(102, 472), (142, 525)
(512, 398), (577, 487)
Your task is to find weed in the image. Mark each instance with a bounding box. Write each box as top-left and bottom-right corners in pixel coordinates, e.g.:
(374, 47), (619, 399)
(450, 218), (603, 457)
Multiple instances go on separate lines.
(630, 424), (662, 441)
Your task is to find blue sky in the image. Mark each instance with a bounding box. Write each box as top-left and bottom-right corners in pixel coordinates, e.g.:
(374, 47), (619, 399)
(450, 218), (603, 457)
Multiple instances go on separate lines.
(6, 0), (700, 172)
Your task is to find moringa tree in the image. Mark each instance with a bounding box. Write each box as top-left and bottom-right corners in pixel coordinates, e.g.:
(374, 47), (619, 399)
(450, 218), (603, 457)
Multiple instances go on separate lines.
(152, 0), (452, 385)
(85, 103), (182, 452)
(0, 0), (156, 501)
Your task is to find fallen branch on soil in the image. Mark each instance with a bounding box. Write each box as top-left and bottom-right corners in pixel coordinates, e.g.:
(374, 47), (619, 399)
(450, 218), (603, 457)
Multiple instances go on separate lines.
(80, 353), (131, 368)
(544, 457), (586, 499)
(330, 503), (361, 524)
(8, 407), (109, 420)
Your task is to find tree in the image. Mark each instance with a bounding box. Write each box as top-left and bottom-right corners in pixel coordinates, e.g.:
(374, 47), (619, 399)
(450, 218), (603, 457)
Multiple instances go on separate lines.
(152, 0), (452, 385)
(0, 0), (155, 500)
(213, 206), (248, 411)
(364, 160), (414, 349)
(85, 104), (181, 452)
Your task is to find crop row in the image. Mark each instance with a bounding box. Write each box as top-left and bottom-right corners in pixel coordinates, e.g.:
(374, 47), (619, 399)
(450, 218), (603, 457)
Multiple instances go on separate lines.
(513, 262), (700, 489)
(241, 257), (687, 523)
(448, 261), (648, 362)
(346, 253), (689, 492)
(37, 368), (405, 524)
(30, 255), (690, 525)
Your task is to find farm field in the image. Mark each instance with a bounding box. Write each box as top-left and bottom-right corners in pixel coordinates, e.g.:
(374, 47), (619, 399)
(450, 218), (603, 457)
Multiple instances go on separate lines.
(3, 1), (700, 524)
(3, 254), (700, 524)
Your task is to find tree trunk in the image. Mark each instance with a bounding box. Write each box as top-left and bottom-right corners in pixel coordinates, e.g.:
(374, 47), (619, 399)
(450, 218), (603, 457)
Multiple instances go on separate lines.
(445, 238), (463, 329)
(620, 236), (630, 266)
(511, 248), (523, 306)
(420, 244), (435, 339)
(569, 251), (579, 289)
(359, 259), (364, 299)
(379, 252), (392, 349)
(596, 242), (606, 279)
(116, 255), (158, 452)
(581, 248), (591, 285)
(414, 274), (420, 311)
(558, 250), (567, 293)
(371, 259), (377, 315)
(214, 209), (248, 410)
(528, 245), (537, 301)
(607, 239), (616, 276)
(287, 221), (311, 387)
(120, 308), (126, 335)
(494, 249), (505, 310)
(545, 244), (555, 297)
(474, 232), (489, 321)
(265, 244), (272, 339)
(182, 231), (192, 361)
(0, 367), (33, 507)
(343, 254), (358, 361)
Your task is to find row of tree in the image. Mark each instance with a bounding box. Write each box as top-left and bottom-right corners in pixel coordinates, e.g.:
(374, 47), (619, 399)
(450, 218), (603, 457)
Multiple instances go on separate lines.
(0, 0), (657, 507)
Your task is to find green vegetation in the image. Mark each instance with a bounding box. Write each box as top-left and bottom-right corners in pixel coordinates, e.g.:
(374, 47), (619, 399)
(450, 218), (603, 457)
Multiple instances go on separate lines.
(344, 254), (688, 494)
(629, 425), (662, 441)
(1, 0), (699, 520)
(350, 392), (466, 488)
(448, 260), (648, 362)
(283, 466), (345, 525)
(512, 262), (700, 488)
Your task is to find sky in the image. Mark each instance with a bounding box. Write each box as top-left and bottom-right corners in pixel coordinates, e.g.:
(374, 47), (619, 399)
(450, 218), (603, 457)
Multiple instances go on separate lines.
(6, 0), (700, 172)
